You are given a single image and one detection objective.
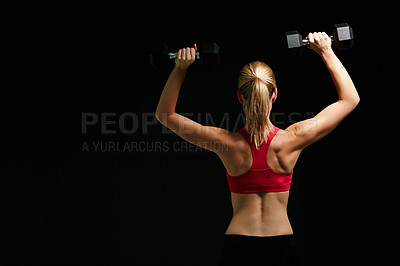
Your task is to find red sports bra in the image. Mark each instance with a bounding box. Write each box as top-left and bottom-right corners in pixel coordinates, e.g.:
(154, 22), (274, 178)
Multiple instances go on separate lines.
(226, 126), (293, 193)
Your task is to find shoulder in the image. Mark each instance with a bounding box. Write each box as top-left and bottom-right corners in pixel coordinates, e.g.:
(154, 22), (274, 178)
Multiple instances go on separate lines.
(270, 127), (297, 150)
(206, 127), (241, 142)
(221, 128), (248, 149)
(268, 127), (301, 174)
(203, 127), (247, 154)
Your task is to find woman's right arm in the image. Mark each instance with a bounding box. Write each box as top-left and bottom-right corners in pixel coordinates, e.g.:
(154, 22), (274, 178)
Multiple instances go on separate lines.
(284, 32), (360, 151)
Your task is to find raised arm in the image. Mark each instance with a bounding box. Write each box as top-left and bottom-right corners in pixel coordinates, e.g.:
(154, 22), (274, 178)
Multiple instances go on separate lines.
(285, 32), (360, 152)
(155, 45), (232, 154)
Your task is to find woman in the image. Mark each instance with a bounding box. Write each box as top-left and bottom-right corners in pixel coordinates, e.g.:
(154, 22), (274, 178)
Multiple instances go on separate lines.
(155, 33), (360, 265)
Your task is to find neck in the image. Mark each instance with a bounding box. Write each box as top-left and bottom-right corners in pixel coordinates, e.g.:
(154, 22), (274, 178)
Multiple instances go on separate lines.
(244, 119), (274, 133)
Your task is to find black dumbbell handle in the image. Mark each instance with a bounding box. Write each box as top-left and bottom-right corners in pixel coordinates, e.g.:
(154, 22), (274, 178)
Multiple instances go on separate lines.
(168, 52), (200, 59)
(301, 35), (334, 46)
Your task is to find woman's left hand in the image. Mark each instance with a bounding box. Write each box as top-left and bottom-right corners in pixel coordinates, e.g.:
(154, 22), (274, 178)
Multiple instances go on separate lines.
(175, 44), (197, 70)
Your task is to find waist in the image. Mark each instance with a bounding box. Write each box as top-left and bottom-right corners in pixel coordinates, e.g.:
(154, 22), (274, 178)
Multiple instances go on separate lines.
(222, 233), (295, 247)
(226, 211), (293, 237)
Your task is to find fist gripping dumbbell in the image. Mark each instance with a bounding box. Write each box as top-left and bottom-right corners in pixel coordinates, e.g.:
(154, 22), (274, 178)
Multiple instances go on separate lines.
(167, 51), (200, 59)
(285, 23), (354, 55)
(149, 42), (220, 67)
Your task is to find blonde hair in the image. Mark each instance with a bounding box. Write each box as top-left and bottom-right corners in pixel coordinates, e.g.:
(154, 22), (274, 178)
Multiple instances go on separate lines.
(238, 61), (276, 150)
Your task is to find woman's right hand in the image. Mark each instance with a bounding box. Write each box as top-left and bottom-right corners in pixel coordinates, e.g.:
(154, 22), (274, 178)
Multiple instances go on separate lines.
(175, 44), (197, 70)
(307, 32), (333, 56)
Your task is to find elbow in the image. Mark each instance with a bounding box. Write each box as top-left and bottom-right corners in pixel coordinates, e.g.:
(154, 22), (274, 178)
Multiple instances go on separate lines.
(155, 104), (163, 122)
(346, 97), (360, 111)
(155, 109), (174, 125)
(155, 109), (164, 124)
(354, 87), (360, 106)
(155, 109), (161, 122)
(339, 95), (360, 111)
(347, 96), (360, 113)
(352, 94), (360, 108)
(347, 91), (360, 109)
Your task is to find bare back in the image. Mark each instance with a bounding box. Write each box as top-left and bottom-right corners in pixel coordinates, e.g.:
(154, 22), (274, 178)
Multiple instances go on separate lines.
(227, 191), (292, 236)
(219, 129), (297, 236)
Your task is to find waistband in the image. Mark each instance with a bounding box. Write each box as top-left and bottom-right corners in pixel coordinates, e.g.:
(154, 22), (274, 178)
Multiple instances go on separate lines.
(223, 234), (295, 247)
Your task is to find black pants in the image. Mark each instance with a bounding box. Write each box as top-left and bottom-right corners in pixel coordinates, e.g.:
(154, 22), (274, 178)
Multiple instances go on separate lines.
(219, 234), (297, 266)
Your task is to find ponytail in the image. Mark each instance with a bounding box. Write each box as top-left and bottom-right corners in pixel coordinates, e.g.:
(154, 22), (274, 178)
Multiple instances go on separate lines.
(238, 61), (276, 149)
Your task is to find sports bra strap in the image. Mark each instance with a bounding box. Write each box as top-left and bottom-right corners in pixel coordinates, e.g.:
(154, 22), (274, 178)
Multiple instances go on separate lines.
(227, 126), (292, 193)
(238, 126), (280, 169)
(266, 126), (279, 148)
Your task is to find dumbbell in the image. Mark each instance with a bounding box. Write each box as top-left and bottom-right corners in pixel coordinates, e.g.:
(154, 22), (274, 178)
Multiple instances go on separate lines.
(149, 42), (220, 68)
(285, 23), (354, 56)
(168, 51), (200, 59)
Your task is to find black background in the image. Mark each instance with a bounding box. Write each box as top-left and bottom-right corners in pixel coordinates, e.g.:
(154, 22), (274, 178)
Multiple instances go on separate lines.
(2, 2), (398, 266)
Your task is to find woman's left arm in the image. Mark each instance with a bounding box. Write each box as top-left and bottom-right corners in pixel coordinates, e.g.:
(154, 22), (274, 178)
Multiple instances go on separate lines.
(155, 45), (232, 154)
